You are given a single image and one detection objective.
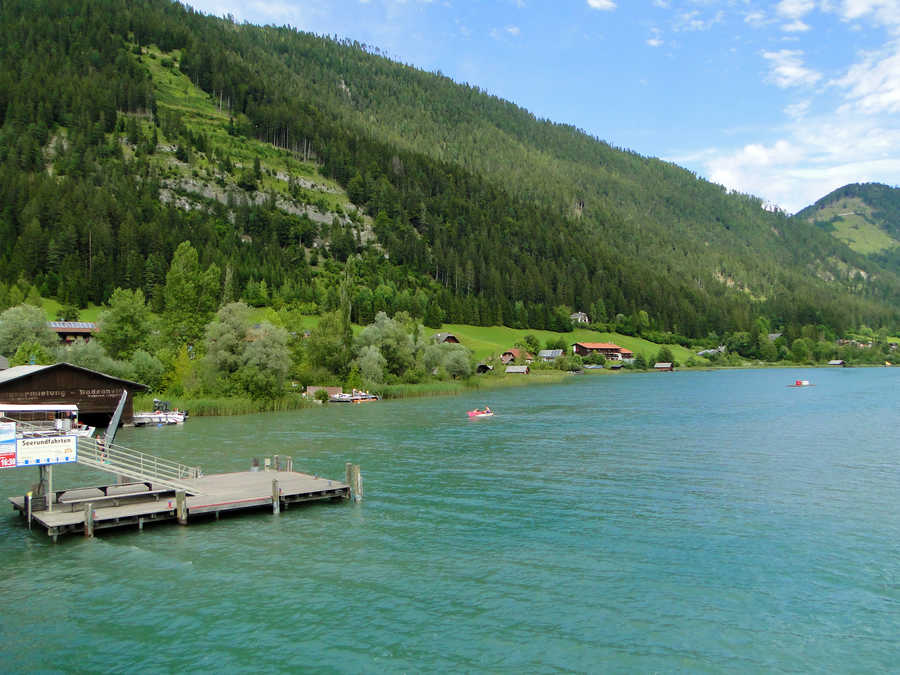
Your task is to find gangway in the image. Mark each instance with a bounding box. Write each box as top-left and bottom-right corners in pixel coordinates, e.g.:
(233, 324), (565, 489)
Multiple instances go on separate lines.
(76, 434), (200, 494)
(3, 414), (201, 495)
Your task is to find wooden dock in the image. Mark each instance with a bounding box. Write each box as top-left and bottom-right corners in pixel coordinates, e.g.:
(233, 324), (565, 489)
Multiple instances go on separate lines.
(9, 468), (354, 541)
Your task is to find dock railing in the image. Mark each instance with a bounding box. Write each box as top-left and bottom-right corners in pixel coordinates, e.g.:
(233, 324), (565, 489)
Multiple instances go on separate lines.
(76, 435), (201, 493)
(5, 416), (201, 494)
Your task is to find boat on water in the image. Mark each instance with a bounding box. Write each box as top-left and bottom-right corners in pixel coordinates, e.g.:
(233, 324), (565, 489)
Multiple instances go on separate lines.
(133, 399), (188, 425)
(467, 408), (494, 418)
(132, 410), (188, 425)
(330, 390), (380, 403)
(788, 379), (813, 387)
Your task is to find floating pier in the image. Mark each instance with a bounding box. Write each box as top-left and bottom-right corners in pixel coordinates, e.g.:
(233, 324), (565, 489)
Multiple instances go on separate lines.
(10, 466), (351, 541)
(4, 413), (359, 542)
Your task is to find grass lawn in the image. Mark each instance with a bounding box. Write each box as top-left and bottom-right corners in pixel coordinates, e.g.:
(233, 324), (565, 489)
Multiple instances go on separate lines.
(437, 323), (702, 364)
(41, 298), (103, 323)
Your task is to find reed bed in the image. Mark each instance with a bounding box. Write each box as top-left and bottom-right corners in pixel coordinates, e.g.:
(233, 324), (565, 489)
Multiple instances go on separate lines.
(133, 394), (316, 417)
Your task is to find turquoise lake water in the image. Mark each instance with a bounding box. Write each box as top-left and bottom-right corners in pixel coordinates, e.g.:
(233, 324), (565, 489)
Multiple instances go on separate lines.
(1, 367), (898, 672)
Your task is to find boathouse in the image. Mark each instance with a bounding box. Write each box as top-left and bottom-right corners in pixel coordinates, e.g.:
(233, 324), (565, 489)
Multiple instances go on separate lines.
(0, 363), (147, 427)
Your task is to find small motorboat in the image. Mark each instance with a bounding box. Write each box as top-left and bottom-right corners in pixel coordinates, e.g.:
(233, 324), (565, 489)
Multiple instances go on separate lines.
(788, 379), (813, 387)
(330, 390), (380, 403)
(467, 408), (494, 418)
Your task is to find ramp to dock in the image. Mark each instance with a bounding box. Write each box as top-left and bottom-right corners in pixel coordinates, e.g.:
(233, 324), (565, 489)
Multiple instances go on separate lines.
(75, 434), (200, 494)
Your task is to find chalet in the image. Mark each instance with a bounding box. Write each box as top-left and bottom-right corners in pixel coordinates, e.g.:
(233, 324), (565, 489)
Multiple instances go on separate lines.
(501, 348), (533, 365)
(505, 365), (530, 374)
(538, 349), (563, 362)
(49, 321), (98, 344)
(572, 342), (633, 361)
(654, 362), (674, 371)
(433, 332), (460, 344)
(569, 312), (590, 324)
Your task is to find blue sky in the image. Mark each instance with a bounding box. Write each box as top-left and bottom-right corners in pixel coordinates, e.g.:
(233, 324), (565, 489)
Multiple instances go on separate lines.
(185, 1), (900, 213)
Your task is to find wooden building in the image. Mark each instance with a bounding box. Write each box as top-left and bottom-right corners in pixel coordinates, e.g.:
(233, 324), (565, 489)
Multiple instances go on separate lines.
(49, 321), (98, 344)
(572, 342), (634, 360)
(501, 348), (534, 365)
(432, 332), (460, 344)
(0, 363), (148, 426)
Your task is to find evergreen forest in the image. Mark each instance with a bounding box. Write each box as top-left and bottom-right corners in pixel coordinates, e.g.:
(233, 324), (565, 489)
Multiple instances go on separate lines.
(1, 0), (899, 401)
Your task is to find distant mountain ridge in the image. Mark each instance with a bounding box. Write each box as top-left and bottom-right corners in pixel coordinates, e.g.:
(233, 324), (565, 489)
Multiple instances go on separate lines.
(797, 182), (900, 251)
(0, 0), (898, 337)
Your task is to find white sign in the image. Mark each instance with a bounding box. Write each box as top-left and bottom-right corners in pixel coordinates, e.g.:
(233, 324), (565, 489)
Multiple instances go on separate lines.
(15, 435), (77, 467)
(0, 422), (15, 469)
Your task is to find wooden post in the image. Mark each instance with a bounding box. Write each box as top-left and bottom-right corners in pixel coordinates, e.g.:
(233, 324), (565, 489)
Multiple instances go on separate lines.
(273, 454), (280, 471)
(25, 492), (32, 530)
(47, 465), (53, 513)
(264, 457), (271, 472)
(176, 490), (187, 525)
(286, 456), (293, 473)
(354, 465), (363, 502)
(84, 503), (94, 538)
(272, 479), (280, 514)
(346, 463), (363, 502)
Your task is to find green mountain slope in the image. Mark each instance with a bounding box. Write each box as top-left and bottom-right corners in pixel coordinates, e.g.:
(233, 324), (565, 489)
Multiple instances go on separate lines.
(796, 183), (900, 269)
(0, 0), (898, 339)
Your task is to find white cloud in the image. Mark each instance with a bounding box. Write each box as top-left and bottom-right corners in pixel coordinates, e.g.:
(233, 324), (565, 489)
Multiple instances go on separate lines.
(744, 11), (768, 27)
(785, 100), (811, 118)
(647, 27), (663, 47)
(782, 19), (811, 31)
(839, 0), (900, 30)
(674, 10), (724, 32)
(763, 49), (822, 88)
(777, 0), (815, 20)
(586, 0), (616, 11)
(506, 25), (520, 36)
(831, 41), (900, 113)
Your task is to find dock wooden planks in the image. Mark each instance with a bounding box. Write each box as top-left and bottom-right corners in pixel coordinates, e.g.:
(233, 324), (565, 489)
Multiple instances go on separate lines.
(8, 469), (351, 541)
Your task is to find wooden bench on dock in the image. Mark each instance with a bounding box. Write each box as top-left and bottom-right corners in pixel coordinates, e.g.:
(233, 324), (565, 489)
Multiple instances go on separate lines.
(57, 483), (176, 512)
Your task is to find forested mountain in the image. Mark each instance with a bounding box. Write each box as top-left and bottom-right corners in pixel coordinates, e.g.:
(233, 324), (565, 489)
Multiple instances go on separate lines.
(796, 183), (900, 276)
(1, 0), (898, 341)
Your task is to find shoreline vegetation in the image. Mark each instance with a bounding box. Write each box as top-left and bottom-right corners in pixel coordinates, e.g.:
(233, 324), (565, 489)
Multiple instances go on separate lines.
(133, 361), (881, 418)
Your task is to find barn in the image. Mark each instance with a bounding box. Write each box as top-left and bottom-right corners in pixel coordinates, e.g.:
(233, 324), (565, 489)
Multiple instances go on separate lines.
(0, 363), (148, 427)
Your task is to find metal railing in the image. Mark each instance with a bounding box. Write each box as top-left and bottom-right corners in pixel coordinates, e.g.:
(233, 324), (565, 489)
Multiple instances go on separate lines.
(4, 416), (201, 494)
(76, 435), (200, 493)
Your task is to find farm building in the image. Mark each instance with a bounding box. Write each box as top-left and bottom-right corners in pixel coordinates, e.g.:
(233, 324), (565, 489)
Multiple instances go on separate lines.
(654, 362), (674, 371)
(0, 362), (147, 427)
(572, 342), (634, 360)
(501, 348), (533, 365)
(432, 332), (460, 344)
(538, 349), (563, 362)
(505, 365), (530, 374)
(48, 321), (98, 344)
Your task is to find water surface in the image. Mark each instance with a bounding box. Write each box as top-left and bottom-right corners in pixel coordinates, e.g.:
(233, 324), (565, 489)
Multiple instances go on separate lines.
(1, 367), (898, 672)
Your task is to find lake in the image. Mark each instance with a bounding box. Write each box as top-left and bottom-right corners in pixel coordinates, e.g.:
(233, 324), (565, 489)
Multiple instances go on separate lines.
(1, 367), (898, 672)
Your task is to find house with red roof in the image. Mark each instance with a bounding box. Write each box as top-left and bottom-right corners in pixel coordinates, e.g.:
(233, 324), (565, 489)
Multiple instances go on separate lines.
(572, 342), (633, 361)
(500, 348), (534, 365)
